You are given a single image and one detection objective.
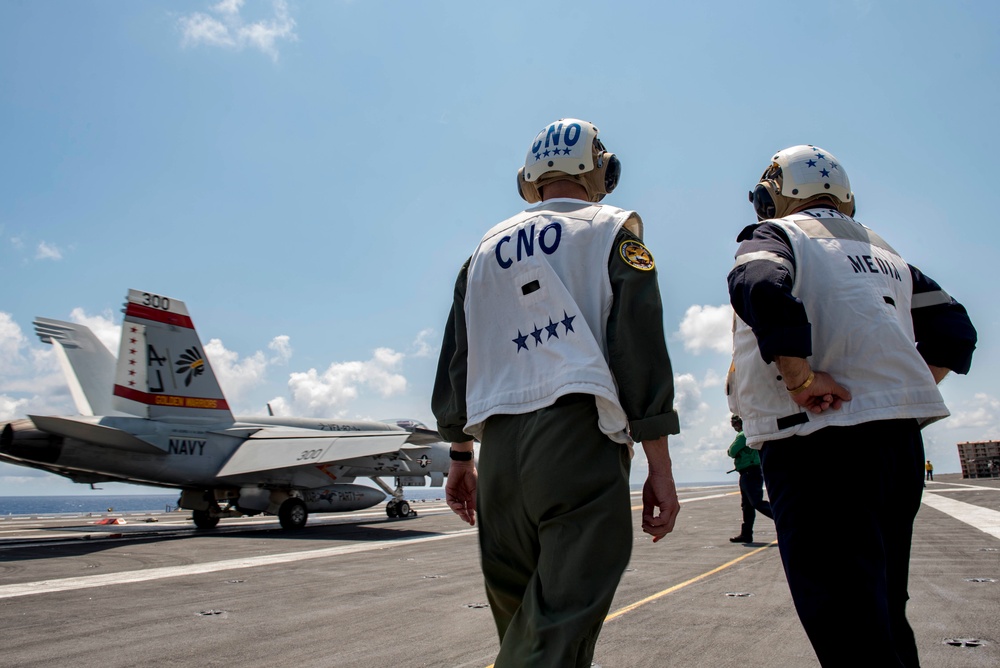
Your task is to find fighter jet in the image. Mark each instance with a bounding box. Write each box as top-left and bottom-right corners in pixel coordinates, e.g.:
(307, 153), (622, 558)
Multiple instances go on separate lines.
(0, 289), (452, 530)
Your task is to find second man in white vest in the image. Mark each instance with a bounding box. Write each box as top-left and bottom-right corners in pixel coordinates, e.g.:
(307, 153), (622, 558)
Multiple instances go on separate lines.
(728, 144), (977, 666)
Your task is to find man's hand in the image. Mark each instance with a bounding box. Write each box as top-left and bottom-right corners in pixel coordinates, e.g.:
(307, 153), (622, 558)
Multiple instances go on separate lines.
(445, 459), (477, 526)
(775, 356), (851, 414)
(642, 471), (680, 542)
(640, 436), (679, 543)
(789, 370), (852, 414)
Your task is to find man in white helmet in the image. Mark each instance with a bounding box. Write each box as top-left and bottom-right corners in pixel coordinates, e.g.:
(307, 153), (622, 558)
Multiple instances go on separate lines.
(433, 119), (681, 667)
(727, 145), (977, 666)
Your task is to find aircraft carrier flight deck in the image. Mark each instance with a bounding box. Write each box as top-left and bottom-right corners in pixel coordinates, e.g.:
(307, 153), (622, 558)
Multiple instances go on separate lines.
(1, 474), (997, 668)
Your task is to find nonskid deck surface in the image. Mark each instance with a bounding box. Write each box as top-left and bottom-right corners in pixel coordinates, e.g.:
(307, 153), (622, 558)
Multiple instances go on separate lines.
(0, 475), (997, 667)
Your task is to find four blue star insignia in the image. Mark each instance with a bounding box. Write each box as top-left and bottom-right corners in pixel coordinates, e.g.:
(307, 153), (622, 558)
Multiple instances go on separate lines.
(513, 312), (578, 352)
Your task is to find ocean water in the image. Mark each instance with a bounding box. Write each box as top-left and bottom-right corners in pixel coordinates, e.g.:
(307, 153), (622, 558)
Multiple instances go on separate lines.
(0, 495), (179, 516)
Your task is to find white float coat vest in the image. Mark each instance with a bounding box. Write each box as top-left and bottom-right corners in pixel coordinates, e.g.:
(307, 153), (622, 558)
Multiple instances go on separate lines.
(464, 199), (636, 444)
(730, 209), (949, 447)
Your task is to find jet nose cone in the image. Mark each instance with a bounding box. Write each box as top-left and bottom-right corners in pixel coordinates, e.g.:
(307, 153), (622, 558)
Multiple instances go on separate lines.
(0, 419), (64, 464)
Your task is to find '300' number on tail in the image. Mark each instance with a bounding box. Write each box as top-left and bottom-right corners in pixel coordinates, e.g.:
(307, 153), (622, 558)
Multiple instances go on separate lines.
(142, 293), (171, 310)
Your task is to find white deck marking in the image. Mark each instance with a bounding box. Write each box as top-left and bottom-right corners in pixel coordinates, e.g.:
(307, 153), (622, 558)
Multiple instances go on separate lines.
(631, 491), (738, 511)
(925, 482), (1000, 492)
(0, 491), (734, 600)
(0, 529), (476, 600)
(921, 493), (1000, 541)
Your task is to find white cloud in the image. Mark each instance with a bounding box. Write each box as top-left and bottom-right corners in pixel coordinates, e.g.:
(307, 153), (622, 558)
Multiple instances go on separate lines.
(180, 12), (236, 48)
(179, 0), (297, 61)
(410, 328), (436, 358)
(35, 241), (64, 261)
(946, 393), (1000, 432)
(0, 394), (29, 421)
(204, 336), (286, 406)
(0, 311), (75, 417)
(268, 334), (292, 364)
(675, 304), (733, 355)
(702, 367), (724, 388)
(0, 313), (28, 369)
(670, 369), (733, 455)
(68, 308), (120, 354)
(282, 347), (408, 418)
(215, 0), (244, 15)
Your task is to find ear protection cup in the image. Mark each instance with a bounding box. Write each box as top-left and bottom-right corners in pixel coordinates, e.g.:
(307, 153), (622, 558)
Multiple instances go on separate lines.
(603, 154), (621, 194)
(579, 152), (620, 202)
(750, 182), (778, 221)
(517, 167), (542, 203)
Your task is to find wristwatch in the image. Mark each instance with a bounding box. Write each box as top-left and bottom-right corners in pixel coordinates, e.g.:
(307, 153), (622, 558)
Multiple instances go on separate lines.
(449, 449), (473, 461)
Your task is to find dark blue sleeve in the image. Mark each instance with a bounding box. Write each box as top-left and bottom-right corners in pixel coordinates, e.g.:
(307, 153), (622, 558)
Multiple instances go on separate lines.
(727, 223), (812, 363)
(909, 265), (977, 374)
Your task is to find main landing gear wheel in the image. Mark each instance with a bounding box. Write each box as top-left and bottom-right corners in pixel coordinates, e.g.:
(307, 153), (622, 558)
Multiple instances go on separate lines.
(278, 498), (308, 530)
(386, 499), (415, 518)
(192, 509), (219, 530)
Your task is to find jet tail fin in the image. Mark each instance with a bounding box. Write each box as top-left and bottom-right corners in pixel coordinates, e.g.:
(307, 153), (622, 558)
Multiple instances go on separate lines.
(112, 289), (234, 422)
(34, 317), (122, 417)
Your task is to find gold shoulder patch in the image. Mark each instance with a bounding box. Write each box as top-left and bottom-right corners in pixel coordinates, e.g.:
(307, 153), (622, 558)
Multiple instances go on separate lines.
(619, 240), (655, 271)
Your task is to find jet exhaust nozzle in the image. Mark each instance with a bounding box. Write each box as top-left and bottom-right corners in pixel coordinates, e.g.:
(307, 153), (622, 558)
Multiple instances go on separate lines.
(0, 419), (64, 464)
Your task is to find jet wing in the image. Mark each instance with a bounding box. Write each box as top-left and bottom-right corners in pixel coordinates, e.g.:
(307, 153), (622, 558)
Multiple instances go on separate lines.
(28, 415), (168, 454)
(215, 428), (411, 478)
(404, 427), (446, 446)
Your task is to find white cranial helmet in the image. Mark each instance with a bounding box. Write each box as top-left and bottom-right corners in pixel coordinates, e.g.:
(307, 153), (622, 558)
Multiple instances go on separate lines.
(517, 118), (620, 204)
(749, 145), (855, 220)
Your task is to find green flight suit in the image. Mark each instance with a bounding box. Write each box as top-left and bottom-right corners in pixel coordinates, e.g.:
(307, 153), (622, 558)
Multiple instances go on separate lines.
(433, 226), (679, 667)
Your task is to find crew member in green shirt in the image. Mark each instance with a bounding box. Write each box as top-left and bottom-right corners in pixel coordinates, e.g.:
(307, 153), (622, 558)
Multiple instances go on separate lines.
(727, 415), (773, 543)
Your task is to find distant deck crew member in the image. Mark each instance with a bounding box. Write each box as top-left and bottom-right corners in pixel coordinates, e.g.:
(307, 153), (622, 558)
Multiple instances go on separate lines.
(433, 118), (681, 667)
(728, 145), (977, 667)
(726, 415), (773, 543)
(925, 460), (934, 481)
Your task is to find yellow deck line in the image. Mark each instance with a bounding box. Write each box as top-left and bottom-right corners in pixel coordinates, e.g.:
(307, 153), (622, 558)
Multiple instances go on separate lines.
(486, 539), (777, 666)
(606, 541), (776, 621)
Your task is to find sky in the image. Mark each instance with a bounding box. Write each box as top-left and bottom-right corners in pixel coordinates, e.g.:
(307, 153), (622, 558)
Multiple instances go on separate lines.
(1, 0), (998, 496)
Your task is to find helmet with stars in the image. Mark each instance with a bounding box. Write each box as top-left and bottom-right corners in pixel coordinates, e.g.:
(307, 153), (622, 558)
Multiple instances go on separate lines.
(749, 145), (855, 221)
(517, 118), (621, 204)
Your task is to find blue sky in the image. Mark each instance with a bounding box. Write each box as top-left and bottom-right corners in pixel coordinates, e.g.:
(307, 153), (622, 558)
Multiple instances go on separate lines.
(1, 0), (997, 495)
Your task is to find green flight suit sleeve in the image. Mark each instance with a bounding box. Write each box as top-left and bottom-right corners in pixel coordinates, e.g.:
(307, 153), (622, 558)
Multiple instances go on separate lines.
(431, 259), (474, 444)
(606, 227), (681, 442)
